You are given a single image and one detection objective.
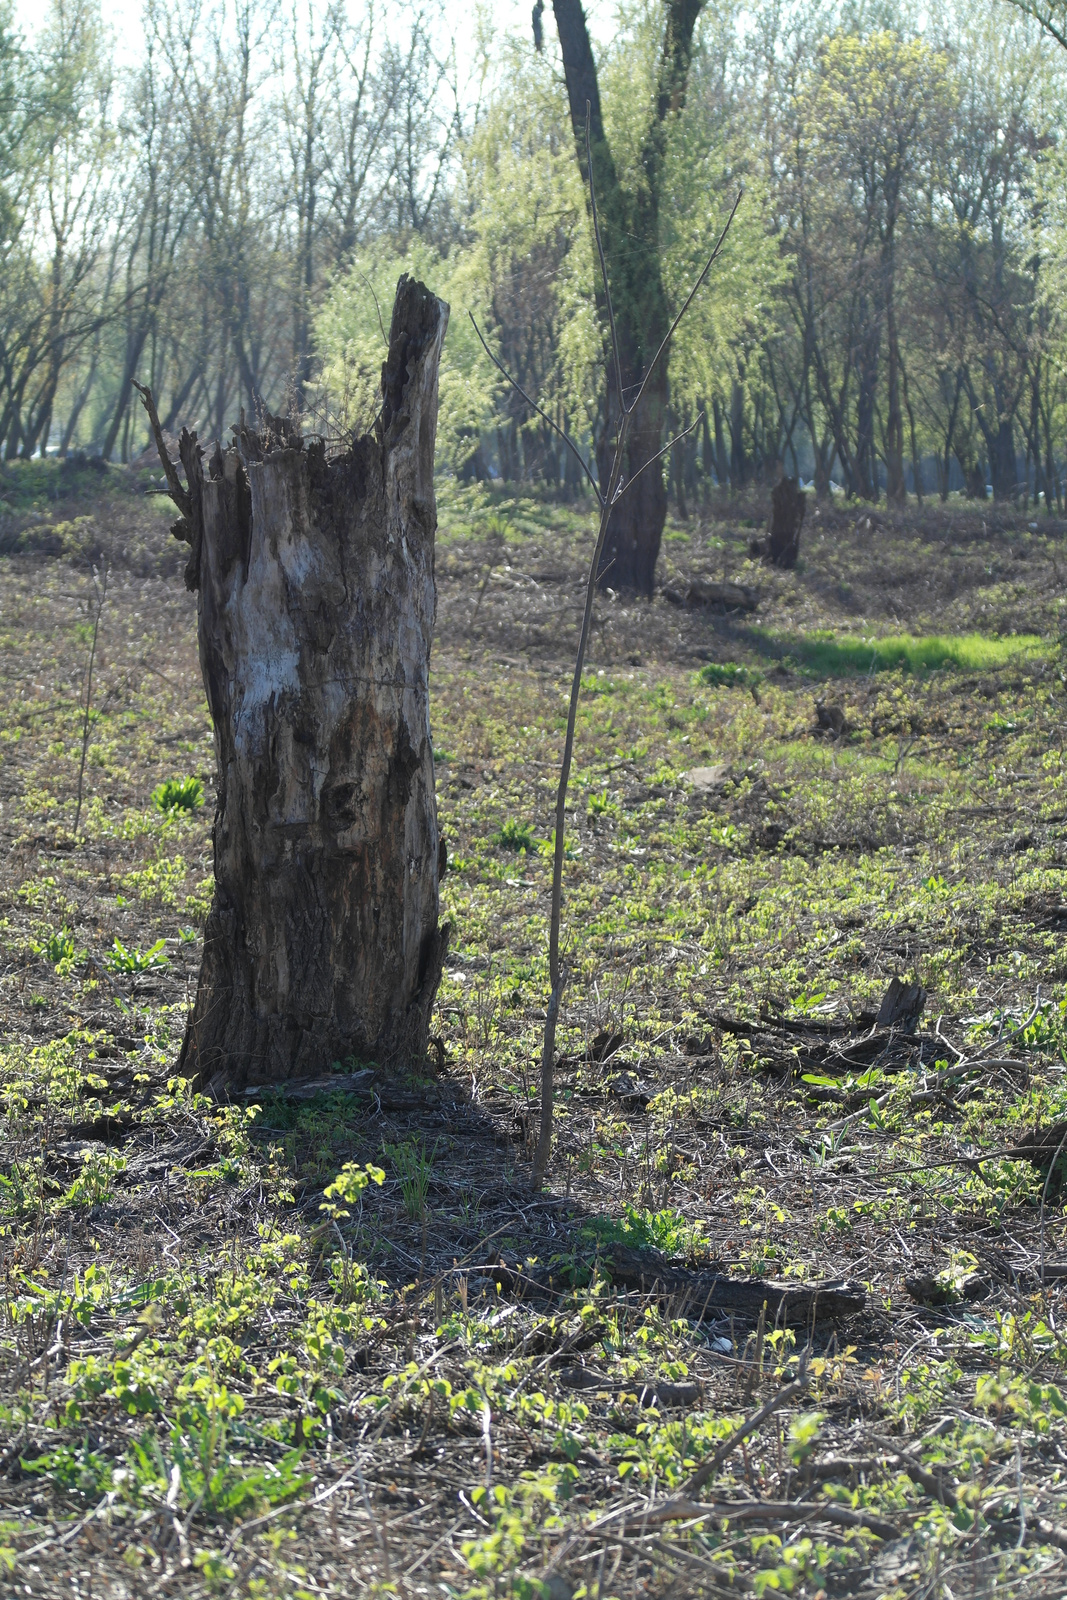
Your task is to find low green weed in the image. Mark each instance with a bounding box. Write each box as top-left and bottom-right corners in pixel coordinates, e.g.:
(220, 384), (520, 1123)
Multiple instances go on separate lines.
(61, 1148), (127, 1208)
(105, 937), (169, 973)
(383, 1137), (437, 1219)
(751, 627), (1044, 677)
(151, 775), (204, 813)
(22, 1441), (116, 1498)
(0, 1159), (44, 1219)
(493, 818), (535, 853)
(697, 660), (761, 688)
(31, 926), (77, 973)
(581, 1203), (704, 1258)
(586, 789), (618, 819)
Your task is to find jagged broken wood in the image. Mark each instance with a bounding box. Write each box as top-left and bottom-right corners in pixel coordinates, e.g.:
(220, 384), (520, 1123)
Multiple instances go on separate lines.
(137, 275), (450, 1092)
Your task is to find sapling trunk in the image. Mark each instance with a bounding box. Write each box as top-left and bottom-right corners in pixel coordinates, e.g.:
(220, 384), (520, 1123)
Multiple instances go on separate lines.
(74, 563), (109, 838)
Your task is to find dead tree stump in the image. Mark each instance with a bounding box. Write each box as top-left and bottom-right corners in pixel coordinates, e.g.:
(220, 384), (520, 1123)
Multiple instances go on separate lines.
(766, 475), (806, 568)
(161, 276), (450, 1093)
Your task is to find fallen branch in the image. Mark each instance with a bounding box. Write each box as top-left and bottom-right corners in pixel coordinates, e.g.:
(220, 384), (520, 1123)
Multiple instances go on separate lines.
(622, 1496), (898, 1539)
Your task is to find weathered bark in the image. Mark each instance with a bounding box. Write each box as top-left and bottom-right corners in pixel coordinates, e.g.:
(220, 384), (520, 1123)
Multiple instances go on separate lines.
(163, 275), (449, 1094)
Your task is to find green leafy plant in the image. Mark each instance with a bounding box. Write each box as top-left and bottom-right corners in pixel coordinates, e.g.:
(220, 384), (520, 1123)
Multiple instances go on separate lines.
(536, 829), (577, 860)
(582, 1204), (704, 1258)
(31, 926), (76, 973)
(318, 1161), (385, 1223)
(787, 1411), (826, 1466)
(105, 938), (169, 973)
(587, 789), (618, 819)
(62, 1148), (127, 1208)
(697, 661), (761, 688)
(22, 1441), (116, 1498)
(493, 818), (535, 853)
(151, 775), (204, 813)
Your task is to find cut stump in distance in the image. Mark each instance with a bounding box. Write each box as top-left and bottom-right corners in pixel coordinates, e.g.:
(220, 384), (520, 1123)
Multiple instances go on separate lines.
(767, 475), (806, 569)
(145, 276), (450, 1094)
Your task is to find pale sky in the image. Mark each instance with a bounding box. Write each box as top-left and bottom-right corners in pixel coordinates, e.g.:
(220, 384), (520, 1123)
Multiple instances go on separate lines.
(12, 0), (615, 73)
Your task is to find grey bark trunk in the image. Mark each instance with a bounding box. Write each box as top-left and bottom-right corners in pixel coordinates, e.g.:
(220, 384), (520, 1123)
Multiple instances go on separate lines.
(171, 275), (449, 1093)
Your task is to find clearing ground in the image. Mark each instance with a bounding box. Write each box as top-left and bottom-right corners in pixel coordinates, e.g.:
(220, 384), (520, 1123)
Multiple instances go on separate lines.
(2, 467), (1067, 1598)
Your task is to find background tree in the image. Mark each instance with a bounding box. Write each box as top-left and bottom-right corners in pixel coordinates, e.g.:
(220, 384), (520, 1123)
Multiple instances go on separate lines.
(550, 0), (706, 594)
(8, 0), (1067, 523)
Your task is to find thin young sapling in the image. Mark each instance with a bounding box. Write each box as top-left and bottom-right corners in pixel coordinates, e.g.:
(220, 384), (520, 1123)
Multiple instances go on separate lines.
(471, 107), (740, 1186)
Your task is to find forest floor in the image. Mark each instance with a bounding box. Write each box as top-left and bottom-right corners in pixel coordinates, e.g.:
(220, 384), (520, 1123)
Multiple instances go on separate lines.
(2, 464), (1067, 1598)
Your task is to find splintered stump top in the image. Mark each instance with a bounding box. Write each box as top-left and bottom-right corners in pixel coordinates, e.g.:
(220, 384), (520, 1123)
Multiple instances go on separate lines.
(169, 276), (450, 1094)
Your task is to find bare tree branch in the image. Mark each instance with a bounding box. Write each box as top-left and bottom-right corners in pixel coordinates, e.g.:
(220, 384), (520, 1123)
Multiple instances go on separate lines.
(613, 414), (702, 502)
(631, 189), (743, 418)
(468, 312), (603, 505)
(132, 379), (192, 518)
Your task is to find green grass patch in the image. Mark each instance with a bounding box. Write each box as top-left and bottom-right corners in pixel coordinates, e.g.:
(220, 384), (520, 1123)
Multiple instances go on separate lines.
(749, 629), (1046, 677)
(697, 661), (762, 688)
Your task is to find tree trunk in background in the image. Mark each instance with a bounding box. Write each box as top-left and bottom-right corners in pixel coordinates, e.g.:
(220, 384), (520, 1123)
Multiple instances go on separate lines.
(884, 280), (906, 505)
(595, 371), (668, 592)
(853, 305), (880, 500)
(167, 275), (449, 1094)
(552, 0), (705, 597)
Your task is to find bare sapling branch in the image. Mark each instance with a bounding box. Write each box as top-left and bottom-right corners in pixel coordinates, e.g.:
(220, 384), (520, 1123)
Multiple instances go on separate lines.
(617, 414), (703, 499)
(630, 187), (743, 420)
(467, 313), (603, 505)
(473, 156), (741, 1190)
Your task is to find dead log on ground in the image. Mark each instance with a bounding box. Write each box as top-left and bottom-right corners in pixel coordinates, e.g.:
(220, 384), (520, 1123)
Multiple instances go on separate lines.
(663, 577), (759, 611)
(604, 1244), (865, 1322)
